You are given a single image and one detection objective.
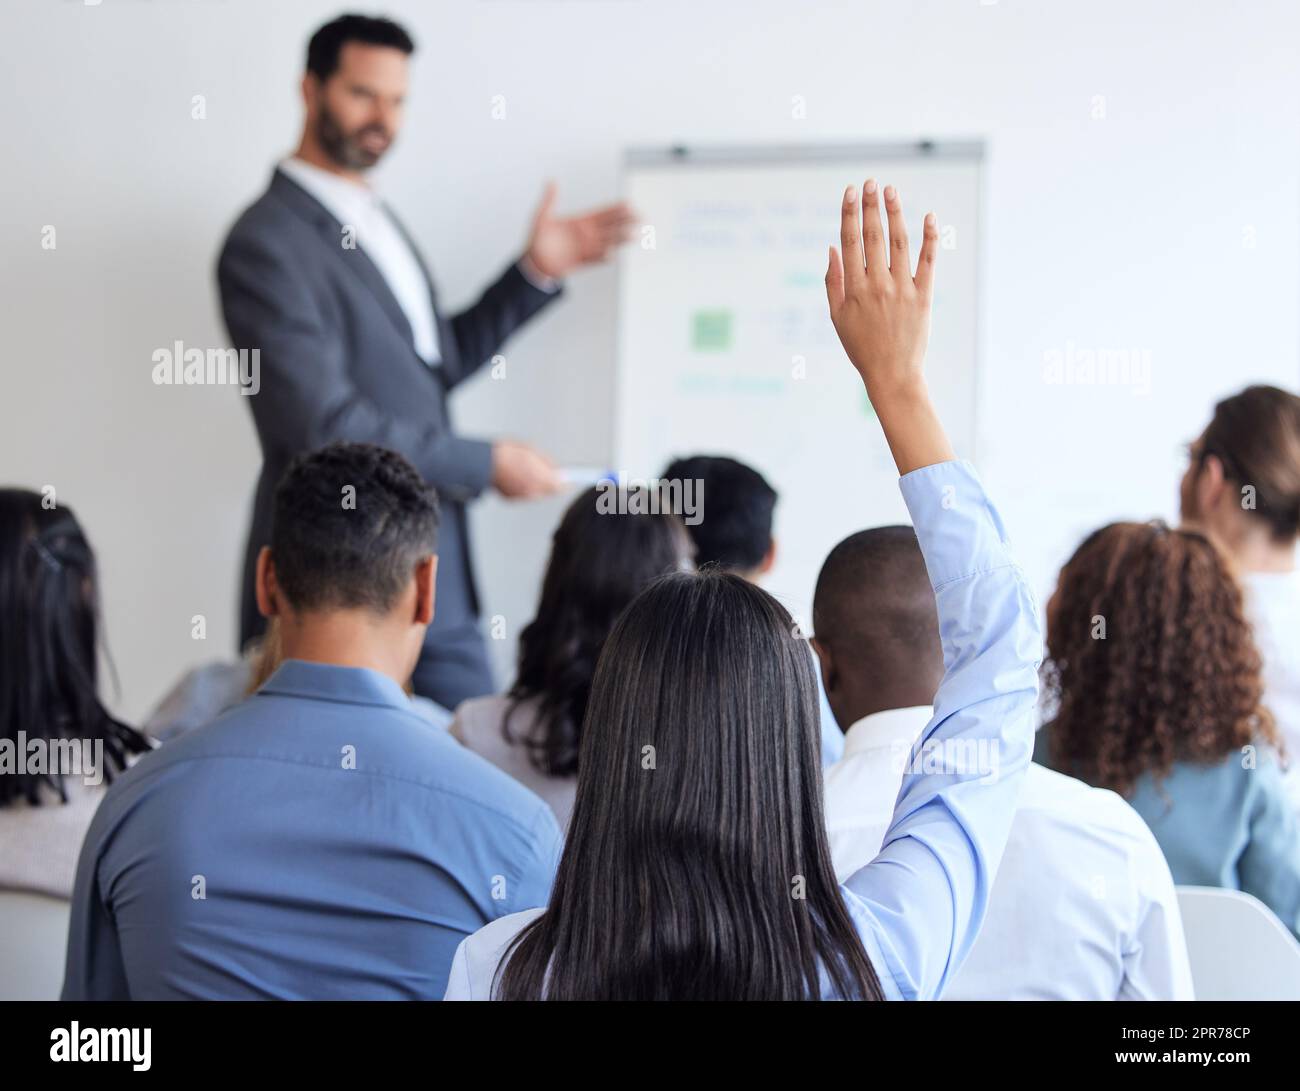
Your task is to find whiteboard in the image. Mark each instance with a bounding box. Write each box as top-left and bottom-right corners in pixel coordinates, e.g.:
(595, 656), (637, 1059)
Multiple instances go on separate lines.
(613, 143), (982, 634)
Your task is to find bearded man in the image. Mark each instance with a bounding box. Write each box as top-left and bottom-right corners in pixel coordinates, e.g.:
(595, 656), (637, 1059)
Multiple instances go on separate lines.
(218, 14), (633, 709)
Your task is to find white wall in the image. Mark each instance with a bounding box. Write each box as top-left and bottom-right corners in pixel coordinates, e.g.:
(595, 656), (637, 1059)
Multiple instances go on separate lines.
(2, 0), (1297, 721)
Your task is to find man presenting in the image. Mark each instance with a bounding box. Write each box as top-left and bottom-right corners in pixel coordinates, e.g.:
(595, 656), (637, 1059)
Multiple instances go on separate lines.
(218, 14), (633, 709)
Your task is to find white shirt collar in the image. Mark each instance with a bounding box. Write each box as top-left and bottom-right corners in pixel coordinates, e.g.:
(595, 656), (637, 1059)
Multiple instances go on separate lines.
(276, 155), (444, 367)
(279, 156), (381, 221)
(840, 705), (932, 759)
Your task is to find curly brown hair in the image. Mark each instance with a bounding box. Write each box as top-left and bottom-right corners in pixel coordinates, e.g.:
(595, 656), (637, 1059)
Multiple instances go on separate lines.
(1044, 520), (1276, 797)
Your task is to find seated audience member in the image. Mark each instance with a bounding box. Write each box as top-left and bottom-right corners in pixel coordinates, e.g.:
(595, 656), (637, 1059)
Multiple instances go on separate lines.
(0, 491), (150, 897)
(63, 443), (562, 1000)
(451, 486), (691, 828)
(1180, 385), (1300, 797)
(660, 456), (777, 581)
(142, 625), (279, 742)
(661, 453), (845, 767)
(1042, 521), (1300, 938)
(145, 618), (452, 742)
(444, 182), (1041, 1000)
(812, 526), (1193, 1000)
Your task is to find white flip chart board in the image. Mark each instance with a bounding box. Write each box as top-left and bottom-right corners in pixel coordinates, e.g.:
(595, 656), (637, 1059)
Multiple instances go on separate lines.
(614, 142), (982, 632)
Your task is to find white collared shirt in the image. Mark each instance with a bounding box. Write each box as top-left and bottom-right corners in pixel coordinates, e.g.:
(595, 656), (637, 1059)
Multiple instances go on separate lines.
(824, 706), (1195, 1000)
(279, 156), (442, 365)
(823, 705), (933, 873)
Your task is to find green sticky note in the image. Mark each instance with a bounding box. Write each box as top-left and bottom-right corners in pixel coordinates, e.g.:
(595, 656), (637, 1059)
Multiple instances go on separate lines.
(691, 310), (732, 351)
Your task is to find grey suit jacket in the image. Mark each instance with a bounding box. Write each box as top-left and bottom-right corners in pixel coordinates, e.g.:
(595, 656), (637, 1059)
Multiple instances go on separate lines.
(217, 168), (560, 649)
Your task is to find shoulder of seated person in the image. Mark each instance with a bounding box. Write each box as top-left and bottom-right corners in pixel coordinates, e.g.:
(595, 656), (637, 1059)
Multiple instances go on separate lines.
(1235, 744), (1291, 791)
(1192, 745), (1285, 783)
(1129, 749), (1287, 812)
(456, 693), (512, 716)
(1021, 762), (1107, 802)
(7, 773), (107, 811)
(1021, 763), (1162, 844)
(461, 907), (547, 982)
(455, 693), (536, 729)
(474, 905), (545, 943)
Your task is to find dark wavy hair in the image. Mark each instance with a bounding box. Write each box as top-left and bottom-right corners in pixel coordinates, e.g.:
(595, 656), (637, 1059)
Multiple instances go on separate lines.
(495, 569), (883, 1000)
(505, 486), (691, 777)
(1044, 520), (1276, 796)
(0, 490), (149, 806)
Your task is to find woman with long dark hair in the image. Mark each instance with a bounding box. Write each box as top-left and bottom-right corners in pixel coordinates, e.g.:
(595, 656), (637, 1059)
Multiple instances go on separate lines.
(451, 487), (692, 826)
(1042, 521), (1300, 935)
(0, 490), (149, 896)
(443, 182), (1042, 1000)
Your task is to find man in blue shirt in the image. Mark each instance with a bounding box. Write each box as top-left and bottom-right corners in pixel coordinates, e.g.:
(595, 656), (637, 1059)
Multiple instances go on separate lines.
(62, 443), (562, 999)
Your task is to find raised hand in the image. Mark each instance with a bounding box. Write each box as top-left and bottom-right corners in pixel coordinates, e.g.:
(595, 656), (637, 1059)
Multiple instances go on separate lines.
(524, 183), (637, 280)
(825, 180), (954, 475)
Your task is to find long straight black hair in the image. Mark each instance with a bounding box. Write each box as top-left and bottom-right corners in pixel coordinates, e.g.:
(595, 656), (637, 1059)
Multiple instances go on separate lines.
(495, 568), (883, 1000)
(506, 485), (692, 777)
(0, 489), (149, 805)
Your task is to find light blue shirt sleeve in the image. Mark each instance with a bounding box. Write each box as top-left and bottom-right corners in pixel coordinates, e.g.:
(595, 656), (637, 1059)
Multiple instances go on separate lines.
(818, 675), (846, 767)
(841, 460), (1042, 1000)
(1238, 755), (1300, 938)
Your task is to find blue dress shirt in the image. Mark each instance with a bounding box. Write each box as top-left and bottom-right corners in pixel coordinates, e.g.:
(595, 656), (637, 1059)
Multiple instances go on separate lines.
(1125, 750), (1300, 938)
(818, 675), (846, 767)
(62, 660), (563, 1000)
(444, 460), (1042, 999)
